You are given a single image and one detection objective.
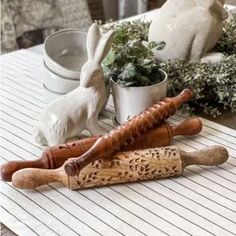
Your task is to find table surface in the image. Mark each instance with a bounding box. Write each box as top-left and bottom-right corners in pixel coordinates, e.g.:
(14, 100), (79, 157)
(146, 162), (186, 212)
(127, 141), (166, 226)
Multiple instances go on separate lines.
(1, 51), (235, 236)
(1, 6), (236, 236)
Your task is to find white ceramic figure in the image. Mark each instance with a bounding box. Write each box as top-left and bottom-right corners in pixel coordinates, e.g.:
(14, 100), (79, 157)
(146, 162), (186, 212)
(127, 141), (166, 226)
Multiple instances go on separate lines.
(34, 23), (113, 146)
(148, 0), (228, 62)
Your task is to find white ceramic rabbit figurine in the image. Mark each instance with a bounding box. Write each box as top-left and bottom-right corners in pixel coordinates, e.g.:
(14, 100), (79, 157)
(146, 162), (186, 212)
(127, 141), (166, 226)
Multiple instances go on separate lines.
(34, 23), (113, 146)
(148, 0), (228, 62)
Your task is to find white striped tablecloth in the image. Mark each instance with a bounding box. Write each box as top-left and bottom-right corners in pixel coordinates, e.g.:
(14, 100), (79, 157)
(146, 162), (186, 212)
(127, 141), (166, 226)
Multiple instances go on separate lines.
(0, 50), (236, 236)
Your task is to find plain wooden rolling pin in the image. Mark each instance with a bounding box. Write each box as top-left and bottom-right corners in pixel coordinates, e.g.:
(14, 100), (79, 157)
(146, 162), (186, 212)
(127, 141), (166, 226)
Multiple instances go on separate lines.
(12, 145), (228, 190)
(1, 117), (202, 182)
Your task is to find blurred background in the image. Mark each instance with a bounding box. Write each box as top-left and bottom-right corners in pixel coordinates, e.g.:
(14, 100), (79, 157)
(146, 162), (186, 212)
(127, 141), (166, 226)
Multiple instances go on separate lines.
(1, 0), (235, 54)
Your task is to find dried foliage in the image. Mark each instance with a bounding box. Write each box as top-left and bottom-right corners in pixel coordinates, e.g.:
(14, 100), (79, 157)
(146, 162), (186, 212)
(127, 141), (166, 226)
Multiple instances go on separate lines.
(162, 55), (236, 117)
(215, 14), (236, 55)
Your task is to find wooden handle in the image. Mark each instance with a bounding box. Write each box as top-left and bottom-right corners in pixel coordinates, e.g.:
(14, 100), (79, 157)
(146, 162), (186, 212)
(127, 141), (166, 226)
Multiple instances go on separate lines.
(12, 145), (227, 190)
(1, 160), (45, 182)
(12, 168), (60, 189)
(181, 145), (228, 167)
(64, 89), (193, 176)
(1, 116), (201, 182)
(171, 117), (202, 136)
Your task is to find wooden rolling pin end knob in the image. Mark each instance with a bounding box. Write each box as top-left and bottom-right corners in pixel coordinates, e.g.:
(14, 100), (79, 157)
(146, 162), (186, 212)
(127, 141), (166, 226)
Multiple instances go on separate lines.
(64, 161), (80, 176)
(181, 145), (228, 167)
(174, 89), (193, 105)
(12, 168), (59, 189)
(12, 169), (36, 189)
(1, 161), (37, 182)
(1, 162), (12, 182)
(172, 117), (202, 136)
(179, 89), (193, 101)
(0, 159), (47, 182)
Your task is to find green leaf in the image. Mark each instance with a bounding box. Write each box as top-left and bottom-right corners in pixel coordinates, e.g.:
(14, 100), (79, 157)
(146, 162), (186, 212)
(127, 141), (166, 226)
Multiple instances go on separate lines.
(118, 63), (137, 80)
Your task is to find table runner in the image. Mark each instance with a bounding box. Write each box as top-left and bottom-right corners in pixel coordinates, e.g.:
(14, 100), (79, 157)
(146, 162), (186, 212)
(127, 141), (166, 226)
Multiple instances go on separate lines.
(0, 49), (236, 236)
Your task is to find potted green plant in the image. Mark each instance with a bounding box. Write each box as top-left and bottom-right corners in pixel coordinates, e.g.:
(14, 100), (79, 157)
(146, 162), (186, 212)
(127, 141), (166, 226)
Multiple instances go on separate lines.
(102, 20), (167, 124)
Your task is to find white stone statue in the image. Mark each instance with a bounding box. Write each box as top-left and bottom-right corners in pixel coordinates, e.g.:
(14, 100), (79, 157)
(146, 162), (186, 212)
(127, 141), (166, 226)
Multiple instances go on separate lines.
(34, 23), (113, 146)
(148, 0), (228, 62)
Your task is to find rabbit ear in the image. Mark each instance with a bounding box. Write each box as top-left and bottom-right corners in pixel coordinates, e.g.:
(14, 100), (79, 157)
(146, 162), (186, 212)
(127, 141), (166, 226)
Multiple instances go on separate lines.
(94, 30), (114, 64)
(87, 23), (101, 60)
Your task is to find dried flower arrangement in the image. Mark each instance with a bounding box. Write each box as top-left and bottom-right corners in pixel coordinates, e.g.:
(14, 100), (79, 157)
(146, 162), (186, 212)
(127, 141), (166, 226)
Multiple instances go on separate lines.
(102, 15), (236, 117)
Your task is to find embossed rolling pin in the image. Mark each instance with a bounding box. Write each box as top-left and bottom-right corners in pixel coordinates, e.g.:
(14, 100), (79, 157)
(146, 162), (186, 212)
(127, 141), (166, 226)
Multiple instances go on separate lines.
(64, 89), (193, 176)
(12, 145), (228, 190)
(1, 117), (202, 182)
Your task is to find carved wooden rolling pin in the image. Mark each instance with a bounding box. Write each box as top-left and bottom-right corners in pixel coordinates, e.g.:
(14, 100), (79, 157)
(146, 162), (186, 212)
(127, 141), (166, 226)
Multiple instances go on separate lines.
(1, 117), (202, 182)
(12, 145), (228, 190)
(64, 89), (193, 176)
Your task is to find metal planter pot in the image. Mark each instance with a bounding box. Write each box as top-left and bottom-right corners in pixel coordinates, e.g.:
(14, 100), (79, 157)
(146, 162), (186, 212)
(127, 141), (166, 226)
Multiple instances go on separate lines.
(111, 69), (168, 125)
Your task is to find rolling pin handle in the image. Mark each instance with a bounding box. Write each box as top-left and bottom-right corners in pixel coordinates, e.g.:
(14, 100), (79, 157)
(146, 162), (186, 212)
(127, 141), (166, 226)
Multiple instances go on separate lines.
(174, 89), (193, 104)
(171, 117), (202, 137)
(12, 168), (60, 189)
(181, 145), (228, 168)
(1, 159), (45, 182)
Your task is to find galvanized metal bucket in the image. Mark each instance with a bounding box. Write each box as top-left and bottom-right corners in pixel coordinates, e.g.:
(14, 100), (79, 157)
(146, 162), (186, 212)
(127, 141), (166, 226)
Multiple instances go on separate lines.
(111, 69), (168, 124)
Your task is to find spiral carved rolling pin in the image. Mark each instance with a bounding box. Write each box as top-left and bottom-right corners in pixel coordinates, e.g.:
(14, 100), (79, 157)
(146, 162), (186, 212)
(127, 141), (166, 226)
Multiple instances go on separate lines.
(64, 89), (193, 176)
(1, 117), (202, 182)
(11, 145), (228, 190)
